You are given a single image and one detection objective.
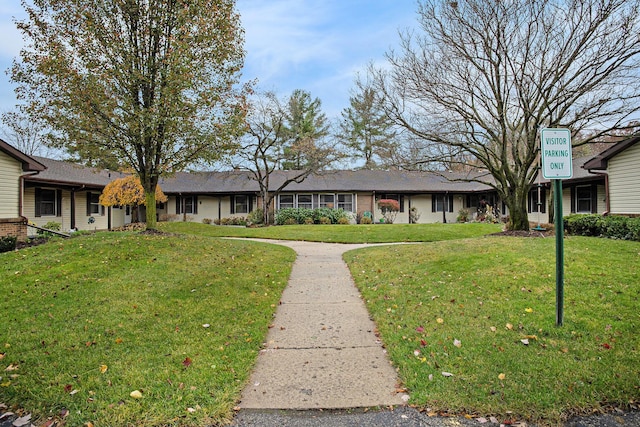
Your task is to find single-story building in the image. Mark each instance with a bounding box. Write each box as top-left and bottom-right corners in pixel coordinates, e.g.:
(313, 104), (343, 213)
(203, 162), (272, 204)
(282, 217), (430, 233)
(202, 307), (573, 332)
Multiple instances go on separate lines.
(1, 137), (636, 238)
(0, 139), (46, 240)
(583, 136), (640, 216)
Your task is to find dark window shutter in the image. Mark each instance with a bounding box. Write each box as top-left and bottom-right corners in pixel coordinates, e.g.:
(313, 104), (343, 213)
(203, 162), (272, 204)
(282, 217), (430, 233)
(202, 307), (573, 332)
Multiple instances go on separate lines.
(193, 196), (198, 214)
(448, 195), (454, 212)
(176, 196), (181, 214)
(541, 188), (546, 214)
(56, 190), (62, 217)
(230, 196), (235, 214)
(528, 190), (533, 213)
(399, 195), (405, 213)
(250, 196), (254, 212)
(86, 192), (91, 216)
(570, 186), (576, 214)
(431, 194), (437, 212)
(35, 188), (42, 217)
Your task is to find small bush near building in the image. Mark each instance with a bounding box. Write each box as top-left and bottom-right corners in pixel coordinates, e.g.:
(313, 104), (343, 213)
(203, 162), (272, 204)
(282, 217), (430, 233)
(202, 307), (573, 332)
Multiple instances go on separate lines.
(247, 208), (264, 226)
(564, 214), (640, 241)
(0, 236), (17, 253)
(360, 217), (373, 224)
(215, 217), (247, 226)
(202, 218), (212, 224)
(457, 208), (470, 223)
(275, 207), (349, 225)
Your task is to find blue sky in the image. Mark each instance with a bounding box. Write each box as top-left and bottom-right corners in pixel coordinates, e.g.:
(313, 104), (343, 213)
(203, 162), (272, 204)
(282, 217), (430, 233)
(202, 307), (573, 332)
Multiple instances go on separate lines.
(0, 0), (418, 120)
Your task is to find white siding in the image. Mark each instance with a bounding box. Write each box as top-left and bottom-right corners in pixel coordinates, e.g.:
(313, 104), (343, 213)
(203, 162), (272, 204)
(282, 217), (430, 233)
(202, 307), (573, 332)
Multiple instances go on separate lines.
(608, 142), (640, 214)
(0, 151), (22, 218)
(24, 188), (109, 232)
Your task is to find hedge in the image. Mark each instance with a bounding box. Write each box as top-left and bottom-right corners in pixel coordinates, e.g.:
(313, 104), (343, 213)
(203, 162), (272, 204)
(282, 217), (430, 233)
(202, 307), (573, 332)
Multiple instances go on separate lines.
(275, 207), (348, 225)
(564, 214), (640, 241)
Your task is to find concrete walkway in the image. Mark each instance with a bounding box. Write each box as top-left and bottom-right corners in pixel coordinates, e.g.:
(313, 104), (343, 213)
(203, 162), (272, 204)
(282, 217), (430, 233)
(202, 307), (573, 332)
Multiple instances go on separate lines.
(236, 239), (408, 410)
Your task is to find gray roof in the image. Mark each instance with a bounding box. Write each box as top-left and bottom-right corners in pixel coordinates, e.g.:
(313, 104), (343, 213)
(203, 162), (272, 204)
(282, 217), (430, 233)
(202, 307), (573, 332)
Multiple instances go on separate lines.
(583, 136), (640, 170)
(23, 155), (604, 195)
(27, 157), (128, 189)
(158, 169), (495, 194)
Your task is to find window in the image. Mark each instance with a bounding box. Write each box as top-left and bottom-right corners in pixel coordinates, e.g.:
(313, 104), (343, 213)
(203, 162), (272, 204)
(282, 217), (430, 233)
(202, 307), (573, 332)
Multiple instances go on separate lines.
(233, 195), (249, 214)
(319, 194), (335, 208)
(575, 185), (594, 213)
(432, 194), (454, 212)
(87, 192), (101, 215)
(176, 196), (198, 214)
(297, 194), (313, 209)
(528, 185), (546, 213)
(337, 194), (354, 212)
(35, 188), (61, 217)
(278, 194), (294, 209)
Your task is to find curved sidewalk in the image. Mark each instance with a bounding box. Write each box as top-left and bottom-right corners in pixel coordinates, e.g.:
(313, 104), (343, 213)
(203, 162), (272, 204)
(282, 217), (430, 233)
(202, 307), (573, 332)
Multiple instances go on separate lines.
(236, 239), (408, 410)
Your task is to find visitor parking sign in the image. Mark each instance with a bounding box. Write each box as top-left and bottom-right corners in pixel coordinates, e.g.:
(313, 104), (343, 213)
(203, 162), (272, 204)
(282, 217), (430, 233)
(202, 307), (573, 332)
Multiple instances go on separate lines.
(541, 128), (573, 179)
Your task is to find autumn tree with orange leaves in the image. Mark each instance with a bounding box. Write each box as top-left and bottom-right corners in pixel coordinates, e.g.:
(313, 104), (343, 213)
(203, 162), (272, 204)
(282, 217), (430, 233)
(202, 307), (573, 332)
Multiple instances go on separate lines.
(100, 175), (167, 223)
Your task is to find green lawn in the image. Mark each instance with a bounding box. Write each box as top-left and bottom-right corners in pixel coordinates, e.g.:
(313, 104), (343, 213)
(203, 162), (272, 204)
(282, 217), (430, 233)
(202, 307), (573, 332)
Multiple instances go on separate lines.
(159, 221), (502, 243)
(344, 236), (640, 425)
(2, 223), (638, 426)
(0, 232), (295, 427)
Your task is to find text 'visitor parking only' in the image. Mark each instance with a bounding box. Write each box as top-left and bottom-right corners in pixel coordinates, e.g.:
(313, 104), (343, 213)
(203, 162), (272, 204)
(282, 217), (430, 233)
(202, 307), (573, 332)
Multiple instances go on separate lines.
(541, 128), (573, 179)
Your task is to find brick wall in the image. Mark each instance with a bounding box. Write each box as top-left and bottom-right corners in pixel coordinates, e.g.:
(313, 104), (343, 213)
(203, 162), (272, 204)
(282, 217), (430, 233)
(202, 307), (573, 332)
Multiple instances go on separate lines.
(0, 217), (28, 241)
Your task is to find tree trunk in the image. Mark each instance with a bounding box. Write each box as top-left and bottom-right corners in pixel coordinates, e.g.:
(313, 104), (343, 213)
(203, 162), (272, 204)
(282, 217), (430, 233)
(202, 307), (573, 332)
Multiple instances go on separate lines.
(506, 189), (530, 231)
(145, 191), (157, 230)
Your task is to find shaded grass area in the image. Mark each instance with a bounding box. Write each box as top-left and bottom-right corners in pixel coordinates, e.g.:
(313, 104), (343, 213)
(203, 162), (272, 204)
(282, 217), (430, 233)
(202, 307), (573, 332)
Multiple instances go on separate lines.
(344, 236), (640, 425)
(0, 232), (295, 427)
(159, 221), (502, 243)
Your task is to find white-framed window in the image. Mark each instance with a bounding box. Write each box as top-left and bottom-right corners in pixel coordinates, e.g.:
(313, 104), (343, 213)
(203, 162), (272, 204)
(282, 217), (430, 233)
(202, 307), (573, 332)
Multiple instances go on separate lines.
(297, 194), (313, 209)
(279, 194), (294, 209)
(87, 192), (101, 215)
(337, 193), (354, 212)
(432, 194), (453, 212)
(319, 194), (335, 208)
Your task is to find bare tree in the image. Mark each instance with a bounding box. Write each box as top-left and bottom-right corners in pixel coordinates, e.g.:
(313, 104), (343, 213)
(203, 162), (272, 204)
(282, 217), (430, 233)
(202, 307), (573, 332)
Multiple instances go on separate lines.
(1, 110), (48, 156)
(233, 91), (338, 224)
(371, 0), (640, 230)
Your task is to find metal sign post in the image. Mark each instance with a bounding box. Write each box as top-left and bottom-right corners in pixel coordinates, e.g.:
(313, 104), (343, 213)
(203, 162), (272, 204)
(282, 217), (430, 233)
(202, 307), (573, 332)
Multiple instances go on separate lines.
(541, 128), (572, 327)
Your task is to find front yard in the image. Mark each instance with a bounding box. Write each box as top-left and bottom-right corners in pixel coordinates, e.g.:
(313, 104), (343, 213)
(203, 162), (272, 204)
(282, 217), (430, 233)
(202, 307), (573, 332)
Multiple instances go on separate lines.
(1, 223), (638, 426)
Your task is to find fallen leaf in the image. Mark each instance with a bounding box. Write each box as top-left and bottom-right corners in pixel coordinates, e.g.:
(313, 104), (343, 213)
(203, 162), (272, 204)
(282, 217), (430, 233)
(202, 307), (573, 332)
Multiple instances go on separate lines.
(506, 323), (514, 330)
(442, 371), (454, 377)
(130, 390), (143, 399)
(186, 407), (196, 413)
(420, 339), (427, 347)
(0, 353), (4, 360)
(64, 384), (73, 393)
(12, 414), (31, 427)
(602, 343), (611, 349)
(490, 326), (497, 332)
(490, 416), (499, 423)
(498, 373), (506, 380)
(69, 389), (79, 395)
(99, 365), (108, 374)
(525, 308), (534, 313)
(436, 318), (444, 324)
(477, 417), (488, 423)
(413, 350), (421, 357)
(182, 357), (192, 367)
(115, 338), (123, 344)
(85, 422), (94, 427)
(202, 324), (210, 328)
(453, 339), (462, 348)
(416, 326), (425, 333)
(521, 339), (529, 345)
(5, 364), (18, 371)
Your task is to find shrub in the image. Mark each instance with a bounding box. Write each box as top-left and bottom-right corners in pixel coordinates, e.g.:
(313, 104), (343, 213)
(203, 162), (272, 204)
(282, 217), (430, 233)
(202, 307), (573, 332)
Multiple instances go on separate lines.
(159, 214), (180, 222)
(409, 206), (421, 223)
(378, 199), (400, 224)
(304, 217), (315, 225)
(202, 218), (212, 224)
(360, 217), (373, 224)
(37, 221), (62, 238)
(457, 208), (470, 223)
(319, 216), (331, 224)
(564, 214), (640, 241)
(247, 208), (264, 225)
(275, 207), (348, 225)
(0, 236), (17, 253)
(284, 218), (297, 225)
(337, 217), (350, 225)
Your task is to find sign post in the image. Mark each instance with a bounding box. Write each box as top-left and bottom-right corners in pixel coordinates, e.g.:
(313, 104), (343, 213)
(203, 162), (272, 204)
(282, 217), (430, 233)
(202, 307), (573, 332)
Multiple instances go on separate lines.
(540, 128), (572, 327)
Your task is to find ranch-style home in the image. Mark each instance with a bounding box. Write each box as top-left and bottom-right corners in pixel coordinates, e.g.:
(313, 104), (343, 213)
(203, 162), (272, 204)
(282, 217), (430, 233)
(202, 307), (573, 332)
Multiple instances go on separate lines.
(1, 137), (637, 239)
